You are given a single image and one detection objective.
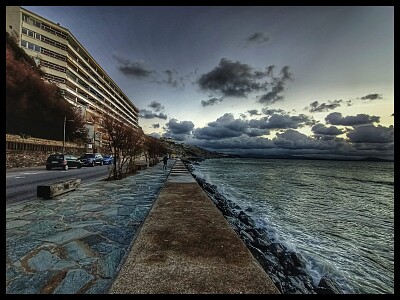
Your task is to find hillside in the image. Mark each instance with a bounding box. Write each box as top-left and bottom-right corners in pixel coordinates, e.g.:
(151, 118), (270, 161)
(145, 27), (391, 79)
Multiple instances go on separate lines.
(158, 138), (236, 160)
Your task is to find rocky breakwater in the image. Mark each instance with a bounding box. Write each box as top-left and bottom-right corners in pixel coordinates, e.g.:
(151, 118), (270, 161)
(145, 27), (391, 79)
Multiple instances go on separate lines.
(182, 159), (343, 294)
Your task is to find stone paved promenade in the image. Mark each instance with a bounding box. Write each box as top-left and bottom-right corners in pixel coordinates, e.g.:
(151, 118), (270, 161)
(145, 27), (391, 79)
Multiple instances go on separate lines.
(6, 160), (172, 294)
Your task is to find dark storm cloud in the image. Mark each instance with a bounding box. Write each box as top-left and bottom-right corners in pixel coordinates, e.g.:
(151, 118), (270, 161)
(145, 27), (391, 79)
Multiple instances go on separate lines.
(360, 93), (383, 101)
(163, 119), (195, 141)
(139, 101), (167, 120)
(197, 59), (292, 105)
(201, 97), (224, 107)
(257, 66), (293, 105)
(187, 124), (393, 160)
(164, 119), (194, 135)
(248, 117), (270, 129)
(194, 113), (254, 140)
(190, 135), (275, 150)
(311, 123), (344, 136)
(113, 54), (153, 79)
(152, 123), (160, 129)
(114, 54), (187, 89)
(264, 114), (313, 129)
(138, 109), (167, 120)
(208, 114), (249, 133)
(273, 130), (312, 148)
(262, 108), (286, 115)
(155, 69), (185, 89)
(247, 128), (270, 137)
(193, 112), (311, 141)
(247, 109), (261, 116)
(148, 101), (165, 112)
(194, 126), (243, 140)
(197, 58), (267, 97)
(306, 100), (343, 113)
(326, 112), (380, 126)
(266, 65), (275, 77)
(347, 124), (394, 143)
(244, 32), (270, 47)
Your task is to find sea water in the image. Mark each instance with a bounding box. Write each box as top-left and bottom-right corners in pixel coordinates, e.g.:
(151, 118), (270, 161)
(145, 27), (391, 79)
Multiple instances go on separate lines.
(190, 158), (394, 294)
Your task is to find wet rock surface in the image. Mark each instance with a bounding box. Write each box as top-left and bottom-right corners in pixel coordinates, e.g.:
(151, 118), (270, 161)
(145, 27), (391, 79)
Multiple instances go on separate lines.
(184, 160), (343, 294)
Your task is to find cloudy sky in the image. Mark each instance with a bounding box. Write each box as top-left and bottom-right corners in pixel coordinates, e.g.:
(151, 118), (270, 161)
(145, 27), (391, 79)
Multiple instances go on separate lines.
(24, 6), (394, 160)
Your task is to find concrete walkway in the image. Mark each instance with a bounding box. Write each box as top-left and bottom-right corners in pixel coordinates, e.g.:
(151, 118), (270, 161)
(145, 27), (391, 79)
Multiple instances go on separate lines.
(109, 159), (280, 294)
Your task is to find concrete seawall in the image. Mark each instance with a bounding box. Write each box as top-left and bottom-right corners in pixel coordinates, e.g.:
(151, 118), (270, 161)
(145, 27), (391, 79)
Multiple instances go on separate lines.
(109, 159), (280, 294)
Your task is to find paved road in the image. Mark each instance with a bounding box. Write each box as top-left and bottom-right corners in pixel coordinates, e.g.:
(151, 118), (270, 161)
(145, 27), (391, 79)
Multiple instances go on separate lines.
(6, 165), (111, 206)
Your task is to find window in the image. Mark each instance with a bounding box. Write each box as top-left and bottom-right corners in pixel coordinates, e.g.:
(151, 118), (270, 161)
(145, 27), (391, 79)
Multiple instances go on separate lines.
(21, 39), (40, 53)
(22, 14), (41, 28)
(22, 14), (29, 22)
(40, 47), (67, 61)
(41, 60), (66, 73)
(22, 27), (41, 40)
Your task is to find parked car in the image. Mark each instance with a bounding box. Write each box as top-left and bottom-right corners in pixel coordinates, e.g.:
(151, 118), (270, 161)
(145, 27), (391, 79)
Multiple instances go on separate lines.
(102, 155), (114, 165)
(80, 153), (103, 167)
(46, 154), (82, 171)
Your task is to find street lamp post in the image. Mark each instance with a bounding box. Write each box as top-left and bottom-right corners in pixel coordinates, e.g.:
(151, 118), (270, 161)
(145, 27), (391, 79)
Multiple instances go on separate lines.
(63, 116), (66, 155)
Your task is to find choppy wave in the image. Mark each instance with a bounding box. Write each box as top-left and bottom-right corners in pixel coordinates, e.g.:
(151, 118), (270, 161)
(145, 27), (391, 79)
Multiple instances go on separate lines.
(190, 158), (394, 294)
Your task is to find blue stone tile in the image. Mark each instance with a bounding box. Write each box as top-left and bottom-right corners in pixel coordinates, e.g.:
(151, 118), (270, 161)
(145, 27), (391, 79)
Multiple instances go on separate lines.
(53, 269), (94, 294)
(6, 238), (42, 263)
(6, 271), (54, 294)
(89, 225), (135, 245)
(28, 250), (61, 271)
(85, 278), (112, 294)
(63, 241), (94, 261)
(39, 228), (92, 245)
(97, 248), (126, 278)
(91, 242), (121, 257)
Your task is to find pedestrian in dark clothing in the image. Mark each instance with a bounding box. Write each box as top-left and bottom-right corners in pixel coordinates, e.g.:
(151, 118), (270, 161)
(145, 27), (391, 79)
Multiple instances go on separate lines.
(163, 155), (168, 169)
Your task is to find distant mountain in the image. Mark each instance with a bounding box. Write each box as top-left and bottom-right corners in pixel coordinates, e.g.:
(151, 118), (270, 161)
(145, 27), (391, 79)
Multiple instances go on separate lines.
(359, 157), (394, 162)
(159, 138), (229, 159)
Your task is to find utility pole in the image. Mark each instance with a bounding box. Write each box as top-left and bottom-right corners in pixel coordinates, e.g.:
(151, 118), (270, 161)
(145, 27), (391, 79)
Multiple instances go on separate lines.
(63, 116), (66, 155)
(63, 117), (74, 155)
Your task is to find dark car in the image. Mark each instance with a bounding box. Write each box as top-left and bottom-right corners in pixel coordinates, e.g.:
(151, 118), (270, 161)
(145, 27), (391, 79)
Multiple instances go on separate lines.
(46, 154), (82, 170)
(80, 153), (103, 167)
(102, 155), (114, 165)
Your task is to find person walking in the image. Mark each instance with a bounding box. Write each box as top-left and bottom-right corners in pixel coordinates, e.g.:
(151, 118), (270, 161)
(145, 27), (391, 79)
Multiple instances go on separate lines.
(163, 155), (168, 170)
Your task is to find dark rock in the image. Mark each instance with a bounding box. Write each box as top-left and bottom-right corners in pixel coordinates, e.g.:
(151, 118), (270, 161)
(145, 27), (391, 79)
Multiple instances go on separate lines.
(270, 242), (285, 258)
(317, 275), (343, 294)
(238, 211), (254, 227)
(239, 229), (254, 246)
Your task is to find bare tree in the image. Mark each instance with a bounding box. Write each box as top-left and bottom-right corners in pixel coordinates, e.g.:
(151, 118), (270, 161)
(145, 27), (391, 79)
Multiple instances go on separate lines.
(124, 127), (145, 174)
(103, 114), (129, 179)
(144, 135), (168, 166)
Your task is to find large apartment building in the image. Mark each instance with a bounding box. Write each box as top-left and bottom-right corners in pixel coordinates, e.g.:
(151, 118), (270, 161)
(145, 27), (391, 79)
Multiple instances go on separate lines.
(6, 6), (140, 152)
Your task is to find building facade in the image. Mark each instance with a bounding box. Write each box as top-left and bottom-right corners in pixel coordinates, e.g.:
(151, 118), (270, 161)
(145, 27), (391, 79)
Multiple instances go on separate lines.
(6, 6), (140, 153)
